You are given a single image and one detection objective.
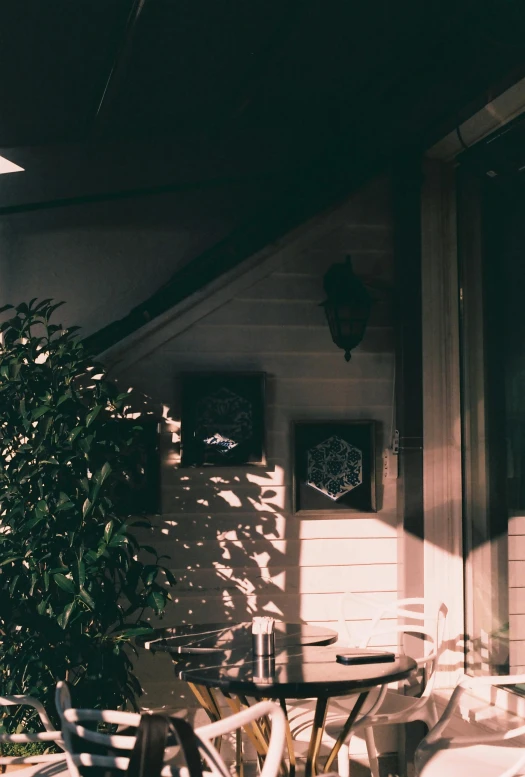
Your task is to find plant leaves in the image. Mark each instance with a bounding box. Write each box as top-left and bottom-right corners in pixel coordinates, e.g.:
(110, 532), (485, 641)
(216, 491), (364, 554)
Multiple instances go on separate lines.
(0, 298), (170, 727)
(113, 626), (155, 639)
(108, 535), (128, 547)
(25, 514), (45, 530)
(146, 591), (166, 613)
(79, 586), (95, 609)
(57, 601), (76, 629)
(8, 574), (20, 596)
(163, 568), (177, 586)
(53, 574), (75, 594)
(99, 462), (112, 484)
(0, 557), (22, 566)
(31, 406), (51, 420)
(67, 427), (83, 444)
(35, 500), (49, 516)
(85, 405), (102, 427)
(36, 597), (49, 615)
(76, 559), (85, 587)
(103, 520), (114, 543)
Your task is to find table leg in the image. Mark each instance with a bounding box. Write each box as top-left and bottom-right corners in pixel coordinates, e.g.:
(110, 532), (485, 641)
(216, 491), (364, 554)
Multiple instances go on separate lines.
(279, 698), (296, 777)
(223, 693), (271, 761)
(236, 727), (244, 777)
(305, 697), (328, 777)
(186, 682), (223, 752)
(323, 692), (369, 774)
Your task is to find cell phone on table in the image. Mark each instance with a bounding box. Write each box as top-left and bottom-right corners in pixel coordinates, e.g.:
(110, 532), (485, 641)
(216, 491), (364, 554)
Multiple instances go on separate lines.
(336, 649), (396, 665)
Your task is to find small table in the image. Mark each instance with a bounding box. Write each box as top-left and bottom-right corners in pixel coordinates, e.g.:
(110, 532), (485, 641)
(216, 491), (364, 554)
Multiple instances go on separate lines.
(138, 622), (338, 654)
(176, 644), (417, 777)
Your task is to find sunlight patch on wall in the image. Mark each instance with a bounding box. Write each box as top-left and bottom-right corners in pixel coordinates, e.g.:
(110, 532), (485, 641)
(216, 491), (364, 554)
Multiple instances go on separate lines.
(254, 515), (285, 540)
(217, 490), (242, 507)
(253, 550), (272, 567)
(246, 465), (285, 487)
(263, 602), (285, 616)
(247, 491), (286, 510)
(0, 155), (24, 174)
(162, 406), (178, 424)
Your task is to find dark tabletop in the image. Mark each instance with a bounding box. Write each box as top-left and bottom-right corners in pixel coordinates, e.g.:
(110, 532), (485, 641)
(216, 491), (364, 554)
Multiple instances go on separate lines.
(175, 645), (417, 699)
(137, 622), (338, 654)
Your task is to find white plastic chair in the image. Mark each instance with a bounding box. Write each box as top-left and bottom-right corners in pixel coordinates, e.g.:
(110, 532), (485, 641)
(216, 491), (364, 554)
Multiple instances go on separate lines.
(55, 681), (287, 777)
(415, 672), (525, 777)
(287, 595), (446, 777)
(0, 693), (65, 773)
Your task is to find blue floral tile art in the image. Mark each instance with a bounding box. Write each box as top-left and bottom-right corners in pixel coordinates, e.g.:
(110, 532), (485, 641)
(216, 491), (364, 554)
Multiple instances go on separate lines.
(306, 435), (363, 501)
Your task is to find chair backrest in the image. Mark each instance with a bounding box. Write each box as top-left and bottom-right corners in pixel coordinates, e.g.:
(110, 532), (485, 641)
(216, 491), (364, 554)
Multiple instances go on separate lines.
(338, 594), (447, 696)
(56, 682), (286, 777)
(0, 694), (64, 766)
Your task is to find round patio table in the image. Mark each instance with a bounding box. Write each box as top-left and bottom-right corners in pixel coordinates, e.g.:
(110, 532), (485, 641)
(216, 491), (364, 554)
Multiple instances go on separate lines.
(176, 644), (417, 777)
(137, 621), (337, 654)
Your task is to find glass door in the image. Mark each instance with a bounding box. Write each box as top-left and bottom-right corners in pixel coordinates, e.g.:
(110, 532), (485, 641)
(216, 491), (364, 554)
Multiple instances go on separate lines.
(460, 142), (525, 677)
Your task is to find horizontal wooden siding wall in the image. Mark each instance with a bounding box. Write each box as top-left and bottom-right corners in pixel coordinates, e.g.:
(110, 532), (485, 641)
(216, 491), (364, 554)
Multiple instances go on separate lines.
(118, 177), (398, 711)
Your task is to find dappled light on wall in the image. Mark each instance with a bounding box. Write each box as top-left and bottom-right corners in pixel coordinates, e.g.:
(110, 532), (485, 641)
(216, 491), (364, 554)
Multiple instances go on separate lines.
(139, 425), (291, 629)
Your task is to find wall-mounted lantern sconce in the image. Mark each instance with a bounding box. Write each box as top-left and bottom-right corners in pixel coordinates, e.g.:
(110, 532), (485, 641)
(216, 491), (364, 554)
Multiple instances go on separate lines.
(321, 255), (371, 361)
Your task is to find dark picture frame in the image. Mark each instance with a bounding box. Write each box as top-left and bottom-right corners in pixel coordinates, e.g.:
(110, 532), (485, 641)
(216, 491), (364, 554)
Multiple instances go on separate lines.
(292, 420), (377, 514)
(181, 372), (266, 467)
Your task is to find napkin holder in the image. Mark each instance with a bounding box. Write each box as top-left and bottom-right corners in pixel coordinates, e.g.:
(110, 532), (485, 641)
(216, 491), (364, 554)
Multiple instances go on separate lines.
(252, 631), (275, 656)
(252, 617), (275, 657)
(253, 654), (276, 683)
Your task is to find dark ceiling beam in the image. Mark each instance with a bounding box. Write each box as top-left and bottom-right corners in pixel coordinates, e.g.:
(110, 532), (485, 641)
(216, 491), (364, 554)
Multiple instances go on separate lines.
(94, 0), (149, 130)
(0, 167), (298, 217)
(0, 130), (309, 211)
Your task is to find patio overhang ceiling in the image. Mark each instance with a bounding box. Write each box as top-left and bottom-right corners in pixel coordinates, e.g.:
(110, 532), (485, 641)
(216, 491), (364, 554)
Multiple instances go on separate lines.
(1, 0), (525, 352)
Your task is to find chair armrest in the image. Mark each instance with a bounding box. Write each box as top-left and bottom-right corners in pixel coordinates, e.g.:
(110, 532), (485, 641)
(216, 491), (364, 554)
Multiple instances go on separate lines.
(0, 695), (57, 733)
(460, 674), (525, 690)
(423, 680), (469, 744)
(425, 673), (525, 746)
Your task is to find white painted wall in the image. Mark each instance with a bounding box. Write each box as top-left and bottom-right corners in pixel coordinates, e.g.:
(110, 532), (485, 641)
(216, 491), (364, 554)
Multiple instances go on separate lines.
(0, 222), (13, 300)
(509, 514), (525, 672)
(110, 177), (398, 717)
(0, 178), (277, 337)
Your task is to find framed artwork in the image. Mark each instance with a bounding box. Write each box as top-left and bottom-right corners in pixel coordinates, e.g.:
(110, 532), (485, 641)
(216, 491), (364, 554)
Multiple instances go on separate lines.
(111, 417), (161, 516)
(292, 420), (377, 514)
(181, 373), (266, 467)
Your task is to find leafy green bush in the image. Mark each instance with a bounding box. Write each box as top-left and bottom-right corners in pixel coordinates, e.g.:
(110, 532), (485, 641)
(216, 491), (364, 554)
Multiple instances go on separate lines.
(0, 741), (59, 757)
(0, 300), (174, 731)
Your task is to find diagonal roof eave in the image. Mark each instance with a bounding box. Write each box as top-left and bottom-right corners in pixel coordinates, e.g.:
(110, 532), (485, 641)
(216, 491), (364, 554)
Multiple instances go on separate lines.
(82, 159), (383, 361)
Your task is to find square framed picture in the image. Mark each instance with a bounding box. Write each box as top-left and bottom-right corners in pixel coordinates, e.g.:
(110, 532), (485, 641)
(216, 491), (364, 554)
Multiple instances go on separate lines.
(181, 373), (266, 467)
(292, 420), (377, 514)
